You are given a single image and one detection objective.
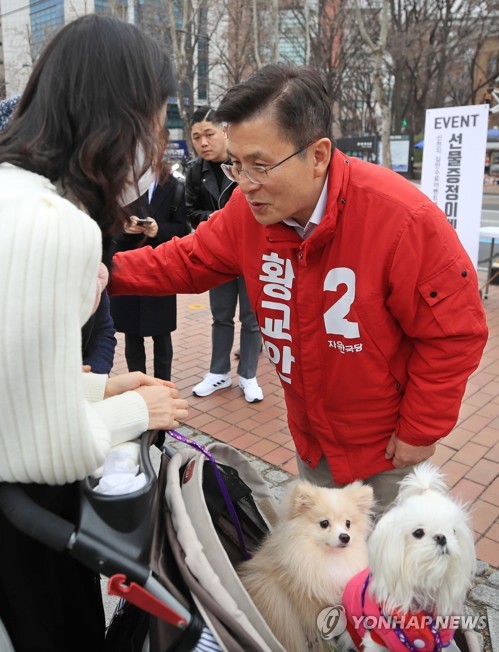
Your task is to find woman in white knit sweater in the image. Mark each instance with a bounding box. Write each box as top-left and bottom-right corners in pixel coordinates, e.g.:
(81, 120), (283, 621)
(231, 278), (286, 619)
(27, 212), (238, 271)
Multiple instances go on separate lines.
(0, 15), (188, 650)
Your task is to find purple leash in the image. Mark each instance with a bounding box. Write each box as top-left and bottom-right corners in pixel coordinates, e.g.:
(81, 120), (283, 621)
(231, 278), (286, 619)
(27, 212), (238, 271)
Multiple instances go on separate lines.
(166, 430), (251, 560)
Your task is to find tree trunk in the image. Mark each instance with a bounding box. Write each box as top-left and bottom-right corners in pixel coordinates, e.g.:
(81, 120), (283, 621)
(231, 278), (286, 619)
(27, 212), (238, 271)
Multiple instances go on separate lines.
(354, 0), (392, 168)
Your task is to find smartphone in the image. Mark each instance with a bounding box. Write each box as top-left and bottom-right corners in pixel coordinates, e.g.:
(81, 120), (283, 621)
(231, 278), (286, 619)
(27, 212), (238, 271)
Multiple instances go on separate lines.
(136, 218), (152, 226)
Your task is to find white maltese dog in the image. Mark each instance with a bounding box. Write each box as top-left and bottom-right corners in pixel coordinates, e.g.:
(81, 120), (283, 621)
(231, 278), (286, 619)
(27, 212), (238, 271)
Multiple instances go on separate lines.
(341, 462), (476, 651)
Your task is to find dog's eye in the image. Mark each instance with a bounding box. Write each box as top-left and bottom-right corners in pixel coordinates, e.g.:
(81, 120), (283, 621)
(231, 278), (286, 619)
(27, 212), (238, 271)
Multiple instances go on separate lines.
(412, 528), (425, 539)
(319, 519), (329, 529)
(345, 520), (351, 529)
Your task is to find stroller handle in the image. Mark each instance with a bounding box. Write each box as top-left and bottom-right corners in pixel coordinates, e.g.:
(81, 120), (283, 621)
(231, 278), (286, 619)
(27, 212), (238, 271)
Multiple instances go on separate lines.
(0, 432), (158, 585)
(0, 483), (75, 552)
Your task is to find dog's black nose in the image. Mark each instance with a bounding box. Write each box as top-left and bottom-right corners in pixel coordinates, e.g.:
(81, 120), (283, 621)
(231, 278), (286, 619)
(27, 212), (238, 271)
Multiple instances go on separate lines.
(339, 533), (350, 545)
(434, 534), (447, 547)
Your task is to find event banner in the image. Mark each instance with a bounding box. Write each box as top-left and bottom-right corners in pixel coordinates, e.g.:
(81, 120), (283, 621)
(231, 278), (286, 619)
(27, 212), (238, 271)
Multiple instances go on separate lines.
(421, 104), (489, 266)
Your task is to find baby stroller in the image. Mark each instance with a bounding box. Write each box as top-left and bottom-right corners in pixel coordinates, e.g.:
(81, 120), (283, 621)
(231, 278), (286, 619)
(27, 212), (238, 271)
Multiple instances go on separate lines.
(0, 430), (285, 651)
(0, 430), (482, 652)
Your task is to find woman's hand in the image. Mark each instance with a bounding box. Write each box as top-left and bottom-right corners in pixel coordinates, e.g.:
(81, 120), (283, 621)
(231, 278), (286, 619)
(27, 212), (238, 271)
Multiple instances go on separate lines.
(124, 216), (150, 234)
(142, 218), (158, 238)
(105, 372), (188, 429)
(134, 384), (189, 430)
(104, 371), (175, 398)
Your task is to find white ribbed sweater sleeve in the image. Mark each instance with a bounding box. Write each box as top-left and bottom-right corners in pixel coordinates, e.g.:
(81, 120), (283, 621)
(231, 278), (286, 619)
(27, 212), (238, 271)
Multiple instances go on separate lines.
(0, 165), (149, 484)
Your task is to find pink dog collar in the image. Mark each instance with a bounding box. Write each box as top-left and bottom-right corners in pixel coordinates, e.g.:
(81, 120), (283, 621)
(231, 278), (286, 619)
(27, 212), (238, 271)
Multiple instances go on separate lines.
(343, 568), (455, 651)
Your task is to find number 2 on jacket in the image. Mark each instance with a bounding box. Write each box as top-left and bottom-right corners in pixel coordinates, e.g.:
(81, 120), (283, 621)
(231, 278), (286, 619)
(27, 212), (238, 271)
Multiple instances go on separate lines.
(323, 267), (360, 339)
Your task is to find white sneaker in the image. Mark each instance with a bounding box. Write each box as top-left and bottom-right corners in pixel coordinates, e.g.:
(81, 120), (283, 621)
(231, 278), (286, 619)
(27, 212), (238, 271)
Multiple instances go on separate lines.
(239, 377), (264, 403)
(192, 373), (231, 397)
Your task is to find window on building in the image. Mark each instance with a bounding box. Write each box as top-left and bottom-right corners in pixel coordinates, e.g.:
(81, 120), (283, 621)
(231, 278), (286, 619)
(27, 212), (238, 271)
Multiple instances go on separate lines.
(166, 102), (183, 129)
(279, 9), (305, 64)
(95, 0), (128, 20)
(30, 0), (64, 57)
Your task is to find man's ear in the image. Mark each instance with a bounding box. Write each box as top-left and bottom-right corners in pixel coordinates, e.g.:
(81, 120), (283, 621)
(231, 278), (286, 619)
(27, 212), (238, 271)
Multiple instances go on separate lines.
(311, 138), (332, 177)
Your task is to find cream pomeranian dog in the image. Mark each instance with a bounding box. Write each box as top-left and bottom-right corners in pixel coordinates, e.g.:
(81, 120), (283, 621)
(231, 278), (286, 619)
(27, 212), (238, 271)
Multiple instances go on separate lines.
(239, 480), (374, 652)
(341, 463), (476, 652)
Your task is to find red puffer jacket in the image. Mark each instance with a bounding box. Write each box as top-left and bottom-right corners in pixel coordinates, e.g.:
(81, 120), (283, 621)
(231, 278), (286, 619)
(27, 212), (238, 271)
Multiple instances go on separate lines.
(110, 149), (488, 484)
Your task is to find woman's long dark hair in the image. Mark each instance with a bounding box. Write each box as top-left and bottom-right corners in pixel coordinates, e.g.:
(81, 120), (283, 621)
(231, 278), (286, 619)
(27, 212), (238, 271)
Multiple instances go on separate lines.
(0, 14), (176, 235)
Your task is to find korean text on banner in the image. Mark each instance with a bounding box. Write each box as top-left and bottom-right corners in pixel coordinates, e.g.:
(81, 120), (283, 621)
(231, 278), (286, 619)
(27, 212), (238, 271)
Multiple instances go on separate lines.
(421, 104), (489, 266)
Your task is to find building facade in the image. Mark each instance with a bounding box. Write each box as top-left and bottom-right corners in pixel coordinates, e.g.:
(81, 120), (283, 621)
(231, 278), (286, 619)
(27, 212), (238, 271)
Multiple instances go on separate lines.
(1, 0), (99, 96)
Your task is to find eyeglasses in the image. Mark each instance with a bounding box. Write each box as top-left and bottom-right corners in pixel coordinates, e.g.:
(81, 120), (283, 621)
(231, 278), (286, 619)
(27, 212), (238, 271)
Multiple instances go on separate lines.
(221, 140), (317, 185)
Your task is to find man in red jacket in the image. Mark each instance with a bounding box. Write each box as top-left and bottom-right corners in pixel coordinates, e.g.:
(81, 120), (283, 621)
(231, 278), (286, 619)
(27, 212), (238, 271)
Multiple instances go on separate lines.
(110, 63), (488, 510)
